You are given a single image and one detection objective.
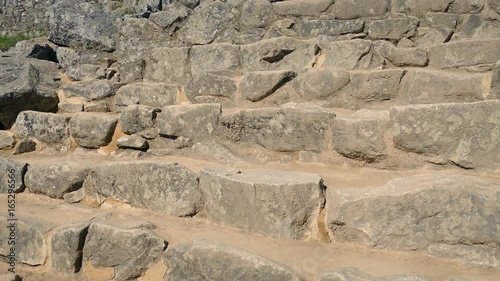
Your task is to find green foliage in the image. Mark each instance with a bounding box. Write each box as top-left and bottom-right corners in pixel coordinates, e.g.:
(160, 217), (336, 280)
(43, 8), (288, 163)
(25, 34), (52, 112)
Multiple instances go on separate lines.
(0, 34), (30, 51)
(123, 8), (135, 15)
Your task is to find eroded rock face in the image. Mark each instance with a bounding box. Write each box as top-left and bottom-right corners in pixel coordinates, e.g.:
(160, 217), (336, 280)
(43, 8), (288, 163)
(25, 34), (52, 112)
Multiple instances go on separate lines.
(14, 111), (68, 144)
(239, 70), (296, 102)
(83, 223), (166, 280)
(114, 83), (178, 112)
(200, 167), (325, 239)
(61, 80), (121, 102)
(0, 157), (26, 193)
(165, 240), (304, 281)
(49, 0), (117, 51)
(294, 68), (350, 100)
(216, 103), (335, 152)
(51, 224), (89, 274)
(120, 105), (160, 135)
(428, 39), (500, 70)
(391, 101), (500, 169)
(326, 174), (500, 251)
(84, 161), (203, 217)
(69, 114), (118, 149)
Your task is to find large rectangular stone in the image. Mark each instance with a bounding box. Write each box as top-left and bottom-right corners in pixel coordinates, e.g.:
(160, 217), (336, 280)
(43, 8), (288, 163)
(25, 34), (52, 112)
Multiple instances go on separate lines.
(428, 39), (500, 70)
(390, 101), (500, 169)
(143, 47), (190, 84)
(190, 43), (241, 76)
(200, 167), (326, 239)
(298, 19), (364, 38)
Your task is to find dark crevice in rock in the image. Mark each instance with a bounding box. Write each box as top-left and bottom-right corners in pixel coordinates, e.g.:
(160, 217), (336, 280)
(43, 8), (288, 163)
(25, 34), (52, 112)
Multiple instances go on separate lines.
(262, 49), (294, 63)
(74, 225), (90, 273)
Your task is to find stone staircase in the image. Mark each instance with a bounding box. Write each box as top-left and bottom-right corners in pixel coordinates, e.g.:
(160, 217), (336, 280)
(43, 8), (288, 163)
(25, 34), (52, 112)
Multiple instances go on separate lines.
(1, 0), (500, 280)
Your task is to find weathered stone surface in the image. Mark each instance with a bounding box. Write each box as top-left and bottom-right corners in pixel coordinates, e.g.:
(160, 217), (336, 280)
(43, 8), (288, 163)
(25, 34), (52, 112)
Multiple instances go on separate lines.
(490, 0), (500, 13)
(319, 39), (372, 70)
(117, 135), (149, 151)
(318, 268), (430, 281)
(0, 157), (26, 193)
(0, 59), (59, 130)
(0, 273), (22, 281)
(452, 14), (500, 40)
(216, 103), (335, 152)
(369, 17), (419, 40)
(191, 140), (244, 164)
(272, 0), (332, 16)
(59, 102), (84, 113)
(399, 69), (486, 104)
(240, 70), (296, 102)
(13, 138), (37, 155)
(333, 110), (389, 163)
(0, 131), (14, 149)
(114, 83), (178, 112)
(69, 114), (118, 149)
(179, 2), (233, 44)
(120, 105), (160, 135)
(51, 224), (89, 274)
(200, 167), (325, 239)
(85, 161), (202, 216)
(190, 43), (241, 76)
(424, 13), (460, 29)
(25, 163), (89, 199)
(394, 0), (454, 17)
(294, 68), (350, 100)
(428, 244), (500, 268)
(448, 0), (485, 13)
(298, 19), (364, 38)
(241, 37), (316, 72)
(14, 111), (68, 144)
(0, 217), (51, 265)
(149, 4), (191, 29)
(391, 101), (500, 169)
(185, 73), (237, 105)
(241, 0), (274, 28)
(428, 39), (500, 70)
(327, 174), (500, 250)
(144, 47), (190, 84)
(334, 70), (405, 109)
(491, 60), (500, 99)
(332, 0), (390, 19)
(65, 64), (105, 81)
(157, 104), (221, 141)
(414, 28), (452, 48)
(61, 80), (121, 102)
(49, 0), (117, 51)
(63, 188), (86, 203)
(166, 240), (303, 281)
(374, 41), (428, 67)
(118, 57), (145, 83)
(83, 223), (166, 280)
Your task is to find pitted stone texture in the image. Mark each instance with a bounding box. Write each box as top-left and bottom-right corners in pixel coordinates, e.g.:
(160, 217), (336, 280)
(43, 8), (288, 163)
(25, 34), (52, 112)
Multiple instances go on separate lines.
(51, 224), (89, 274)
(84, 161), (202, 217)
(0, 131), (14, 149)
(369, 17), (419, 40)
(25, 163), (89, 199)
(491, 60), (500, 99)
(414, 28), (452, 48)
(374, 41), (428, 67)
(318, 39), (373, 70)
(13, 138), (37, 155)
(239, 70), (296, 102)
(14, 111), (68, 144)
(241, 37), (317, 72)
(424, 13), (461, 29)
(399, 69), (486, 105)
(61, 80), (121, 102)
(0, 217), (52, 266)
(394, 0), (454, 17)
(49, 0), (117, 51)
(200, 167), (325, 239)
(0, 157), (26, 193)
(452, 14), (500, 41)
(216, 103), (336, 152)
(428, 244), (500, 268)
(190, 43), (241, 76)
(330, 0), (390, 19)
(333, 70), (405, 109)
(327, 174), (500, 250)
(83, 223), (166, 280)
(114, 83), (178, 112)
(117, 135), (149, 151)
(333, 110), (389, 163)
(69, 114), (118, 149)
(191, 141), (244, 164)
(391, 101), (500, 169)
(185, 73), (237, 106)
(294, 68), (350, 101)
(179, 2), (233, 45)
(118, 57), (145, 83)
(428, 39), (500, 70)
(144, 47), (190, 84)
(166, 240), (303, 281)
(157, 104), (221, 141)
(240, 0), (274, 28)
(272, 0), (332, 16)
(298, 19), (364, 38)
(149, 4), (191, 29)
(120, 105), (160, 135)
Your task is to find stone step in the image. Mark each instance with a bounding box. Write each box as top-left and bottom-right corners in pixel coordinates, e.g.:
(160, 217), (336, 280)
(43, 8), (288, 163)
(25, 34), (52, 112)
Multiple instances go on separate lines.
(0, 189), (499, 281)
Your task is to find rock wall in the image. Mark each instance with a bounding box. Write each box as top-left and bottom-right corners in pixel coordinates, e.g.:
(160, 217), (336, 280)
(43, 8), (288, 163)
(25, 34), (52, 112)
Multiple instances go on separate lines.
(0, 0), (62, 36)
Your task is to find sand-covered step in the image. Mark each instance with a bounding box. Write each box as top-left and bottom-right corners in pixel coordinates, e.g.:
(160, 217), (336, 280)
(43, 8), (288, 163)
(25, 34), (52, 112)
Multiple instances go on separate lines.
(390, 100), (500, 169)
(200, 167), (326, 240)
(326, 173), (500, 266)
